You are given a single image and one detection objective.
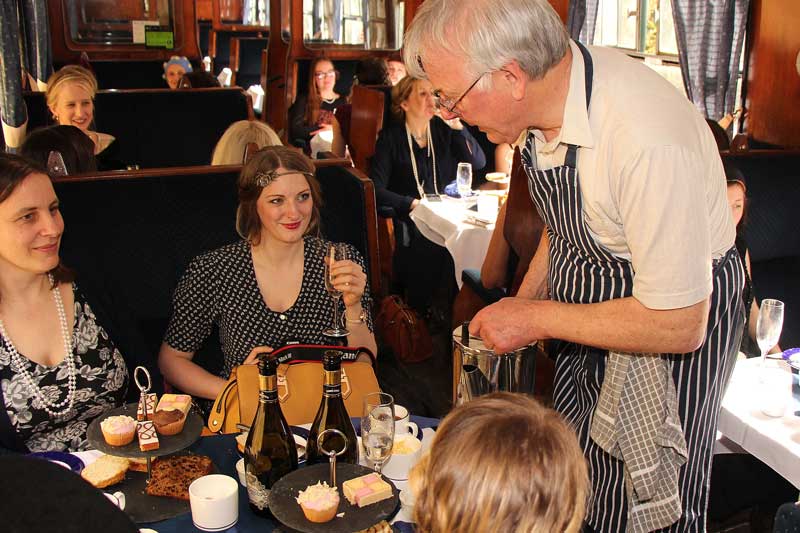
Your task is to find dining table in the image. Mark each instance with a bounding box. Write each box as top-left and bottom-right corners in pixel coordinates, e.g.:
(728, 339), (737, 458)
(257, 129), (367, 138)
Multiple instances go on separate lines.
(716, 356), (800, 489)
(77, 415), (439, 533)
(409, 194), (499, 288)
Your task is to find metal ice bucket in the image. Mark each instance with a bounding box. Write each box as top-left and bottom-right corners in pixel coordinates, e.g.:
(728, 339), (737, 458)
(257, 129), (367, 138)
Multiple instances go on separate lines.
(452, 324), (537, 406)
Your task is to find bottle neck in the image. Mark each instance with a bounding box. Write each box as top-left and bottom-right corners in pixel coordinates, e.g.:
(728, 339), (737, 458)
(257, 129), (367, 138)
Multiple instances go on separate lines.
(258, 374), (278, 402)
(322, 368), (342, 397)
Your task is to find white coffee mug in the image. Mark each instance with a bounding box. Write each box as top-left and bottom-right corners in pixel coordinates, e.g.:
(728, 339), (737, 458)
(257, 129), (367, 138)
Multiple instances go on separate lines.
(394, 404), (419, 438)
(189, 474), (239, 532)
(382, 433), (423, 481)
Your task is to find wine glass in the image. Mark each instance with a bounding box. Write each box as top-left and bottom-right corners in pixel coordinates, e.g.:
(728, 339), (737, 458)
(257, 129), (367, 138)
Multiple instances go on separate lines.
(323, 242), (349, 337)
(756, 299), (784, 364)
(456, 162), (473, 198)
(361, 392), (395, 473)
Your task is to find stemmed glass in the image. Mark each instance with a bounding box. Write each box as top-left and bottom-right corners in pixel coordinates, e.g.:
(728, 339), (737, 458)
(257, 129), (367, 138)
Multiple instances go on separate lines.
(456, 162), (473, 198)
(756, 299), (784, 365)
(361, 392), (395, 473)
(323, 242), (349, 337)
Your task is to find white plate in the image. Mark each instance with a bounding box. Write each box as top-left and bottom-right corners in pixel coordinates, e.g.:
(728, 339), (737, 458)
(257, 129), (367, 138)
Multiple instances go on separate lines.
(236, 432), (307, 461)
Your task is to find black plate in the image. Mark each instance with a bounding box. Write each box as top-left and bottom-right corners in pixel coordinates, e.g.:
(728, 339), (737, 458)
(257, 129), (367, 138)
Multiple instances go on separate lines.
(86, 403), (203, 458)
(115, 469), (190, 524)
(268, 463), (399, 533)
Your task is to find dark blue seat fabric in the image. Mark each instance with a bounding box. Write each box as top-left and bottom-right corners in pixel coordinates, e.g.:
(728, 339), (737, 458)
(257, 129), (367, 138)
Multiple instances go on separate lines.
(233, 37), (268, 89)
(19, 88), (251, 168)
(723, 151), (800, 349)
(461, 268), (506, 305)
(774, 502), (800, 532)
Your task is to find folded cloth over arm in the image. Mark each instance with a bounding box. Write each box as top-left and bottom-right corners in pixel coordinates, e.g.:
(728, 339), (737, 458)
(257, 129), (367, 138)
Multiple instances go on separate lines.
(590, 352), (688, 533)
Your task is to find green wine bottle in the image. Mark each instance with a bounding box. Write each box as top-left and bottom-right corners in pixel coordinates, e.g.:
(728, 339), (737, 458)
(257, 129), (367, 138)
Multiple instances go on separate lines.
(306, 350), (359, 465)
(244, 354), (299, 518)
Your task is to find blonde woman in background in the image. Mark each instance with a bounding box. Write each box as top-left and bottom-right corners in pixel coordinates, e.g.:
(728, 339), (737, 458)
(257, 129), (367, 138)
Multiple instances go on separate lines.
(410, 392), (588, 533)
(45, 65), (122, 170)
(211, 120), (283, 165)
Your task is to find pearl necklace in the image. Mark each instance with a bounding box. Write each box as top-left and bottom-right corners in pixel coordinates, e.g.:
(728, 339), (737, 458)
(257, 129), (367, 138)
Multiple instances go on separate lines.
(321, 96), (337, 105)
(0, 275), (76, 418)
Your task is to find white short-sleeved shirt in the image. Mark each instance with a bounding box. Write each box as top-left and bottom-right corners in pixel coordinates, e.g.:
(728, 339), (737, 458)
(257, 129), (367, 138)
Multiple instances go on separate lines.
(528, 41), (735, 310)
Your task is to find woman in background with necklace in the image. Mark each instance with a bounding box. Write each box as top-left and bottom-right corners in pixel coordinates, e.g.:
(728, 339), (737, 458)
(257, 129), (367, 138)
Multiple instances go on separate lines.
(288, 58), (348, 155)
(0, 154), (154, 454)
(371, 76), (485, 321)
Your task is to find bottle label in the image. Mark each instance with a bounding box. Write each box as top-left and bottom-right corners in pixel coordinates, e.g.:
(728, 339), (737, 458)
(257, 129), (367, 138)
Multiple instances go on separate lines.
(259, 374), (278, 402)
(322, 369), (342, 397)
(246, 472), (270, 510)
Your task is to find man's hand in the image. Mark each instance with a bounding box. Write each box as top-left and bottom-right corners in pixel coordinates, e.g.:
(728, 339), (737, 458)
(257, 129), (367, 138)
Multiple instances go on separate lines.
(469, 297), (545, 353)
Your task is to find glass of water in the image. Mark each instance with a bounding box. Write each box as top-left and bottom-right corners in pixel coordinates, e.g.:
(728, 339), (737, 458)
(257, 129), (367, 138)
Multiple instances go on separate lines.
(361, 392), (395, 473)
(756, 299), (784, 364)
(456, 162), (473, 198)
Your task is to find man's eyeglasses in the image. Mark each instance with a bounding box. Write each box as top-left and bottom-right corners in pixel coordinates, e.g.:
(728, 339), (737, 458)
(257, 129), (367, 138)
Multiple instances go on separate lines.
(432, 71), (487, 115)
(314, 70), (337, 81)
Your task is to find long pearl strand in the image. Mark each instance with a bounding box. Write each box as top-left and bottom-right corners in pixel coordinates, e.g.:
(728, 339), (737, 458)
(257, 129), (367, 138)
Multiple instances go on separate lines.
(0, 274), (76, 418)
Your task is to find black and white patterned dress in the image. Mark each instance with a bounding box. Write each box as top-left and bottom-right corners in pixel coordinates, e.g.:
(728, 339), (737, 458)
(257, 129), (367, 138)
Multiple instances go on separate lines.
(0, 284), (130, 452)
(164, 236), (373, 380)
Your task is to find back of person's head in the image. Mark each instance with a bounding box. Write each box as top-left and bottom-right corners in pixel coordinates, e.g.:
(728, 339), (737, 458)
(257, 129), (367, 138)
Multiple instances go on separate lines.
(212, 120), (283, 165)
(178, 71), (221, 89)
(411, 392), (588, 533)
(355, 57), (390, 86)
(236, 145), (322, 243)
(391, 76), (419, 121)
(403, 0), (569, 85)
(1, 456), (139, 533)
(21, 125), (97, 175)
(46, 65), (98, 110)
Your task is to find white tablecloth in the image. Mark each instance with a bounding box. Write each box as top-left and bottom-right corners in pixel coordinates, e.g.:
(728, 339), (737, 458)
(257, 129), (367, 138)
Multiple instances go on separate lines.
(717, 357), (800, 488)
(409, 196), (496, 288)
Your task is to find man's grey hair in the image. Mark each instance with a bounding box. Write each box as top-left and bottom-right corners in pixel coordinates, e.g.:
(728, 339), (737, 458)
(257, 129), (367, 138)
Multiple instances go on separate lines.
(403, 0), (569, 88)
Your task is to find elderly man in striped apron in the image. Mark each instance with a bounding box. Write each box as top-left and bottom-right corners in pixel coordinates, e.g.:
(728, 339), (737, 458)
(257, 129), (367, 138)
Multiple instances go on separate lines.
(404, 1), (744, 532)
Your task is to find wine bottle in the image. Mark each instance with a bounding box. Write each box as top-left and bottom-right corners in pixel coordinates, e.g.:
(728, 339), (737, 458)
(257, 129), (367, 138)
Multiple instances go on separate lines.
(244, 354), (299, 518)
(306, 350), (359, 466)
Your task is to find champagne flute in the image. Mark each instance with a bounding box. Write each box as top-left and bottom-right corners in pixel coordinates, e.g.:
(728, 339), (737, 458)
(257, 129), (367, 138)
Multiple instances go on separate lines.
(361, 392), (395, 473)
(756, 299), (784, 365)
(323, 242), (349, 337)
(456, 162), (473, 198)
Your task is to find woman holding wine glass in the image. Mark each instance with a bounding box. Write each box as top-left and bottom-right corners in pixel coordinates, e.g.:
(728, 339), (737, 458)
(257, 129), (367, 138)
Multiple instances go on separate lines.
(158, 146), (376, 403)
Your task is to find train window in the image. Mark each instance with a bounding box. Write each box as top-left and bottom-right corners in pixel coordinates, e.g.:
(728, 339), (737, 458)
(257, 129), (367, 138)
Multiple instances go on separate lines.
(303, 0), (403, 50)
(216, 0), (270, 28)
(592, 0), (685, 95)
(63, 0), (176, 45)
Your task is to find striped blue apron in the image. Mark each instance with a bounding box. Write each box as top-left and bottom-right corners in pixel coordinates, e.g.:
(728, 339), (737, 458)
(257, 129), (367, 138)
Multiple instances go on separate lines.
(522, 42), (745, 532)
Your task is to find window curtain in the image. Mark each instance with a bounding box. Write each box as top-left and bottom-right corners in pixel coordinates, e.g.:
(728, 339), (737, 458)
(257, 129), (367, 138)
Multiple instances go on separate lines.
(671, 0), (749, 121)
(567, 0), (600, 44)
(1, 0), (53, 151)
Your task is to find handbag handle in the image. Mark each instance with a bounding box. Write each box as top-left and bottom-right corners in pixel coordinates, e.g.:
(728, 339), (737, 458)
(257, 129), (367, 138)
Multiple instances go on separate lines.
(208, 377), (238, 432)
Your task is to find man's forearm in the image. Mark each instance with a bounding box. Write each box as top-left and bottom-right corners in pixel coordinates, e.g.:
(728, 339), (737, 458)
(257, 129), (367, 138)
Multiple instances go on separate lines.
(516, 230), (549, 299)
(471, 294), (710, 354)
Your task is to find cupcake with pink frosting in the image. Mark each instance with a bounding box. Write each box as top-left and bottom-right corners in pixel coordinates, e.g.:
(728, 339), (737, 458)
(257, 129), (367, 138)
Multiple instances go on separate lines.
(100, 415), (136, 446)
(296, 481), (340, 523)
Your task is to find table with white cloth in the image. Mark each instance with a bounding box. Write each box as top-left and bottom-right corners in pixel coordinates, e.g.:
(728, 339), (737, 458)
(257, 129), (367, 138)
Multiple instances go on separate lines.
(716, 356), (800, 488)
(409, 195), (497, 288)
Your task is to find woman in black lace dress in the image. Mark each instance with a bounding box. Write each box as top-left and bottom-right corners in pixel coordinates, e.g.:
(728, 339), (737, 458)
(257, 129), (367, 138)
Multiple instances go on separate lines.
(0, 154), (152, 453)
(159, 146), (376, 401)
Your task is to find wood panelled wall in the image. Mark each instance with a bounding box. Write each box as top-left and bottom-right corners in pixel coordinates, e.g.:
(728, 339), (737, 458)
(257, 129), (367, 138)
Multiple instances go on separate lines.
(745, 0), (800, 147)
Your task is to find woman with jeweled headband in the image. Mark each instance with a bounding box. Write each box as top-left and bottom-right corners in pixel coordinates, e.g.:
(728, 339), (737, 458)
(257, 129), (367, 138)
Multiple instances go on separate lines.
(159, 146), (376, 400)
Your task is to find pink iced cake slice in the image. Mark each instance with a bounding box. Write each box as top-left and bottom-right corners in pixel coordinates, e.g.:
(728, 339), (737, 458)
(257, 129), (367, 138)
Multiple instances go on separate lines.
(342, 473), (393, 507)
(155, 394), (191, 415)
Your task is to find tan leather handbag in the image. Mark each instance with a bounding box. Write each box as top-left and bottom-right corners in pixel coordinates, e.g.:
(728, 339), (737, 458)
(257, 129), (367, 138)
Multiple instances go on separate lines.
(207, 345), (379, 433)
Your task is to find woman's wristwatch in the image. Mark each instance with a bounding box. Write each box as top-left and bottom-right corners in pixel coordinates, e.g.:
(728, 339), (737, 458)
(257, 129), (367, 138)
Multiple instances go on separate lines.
(345, 308), (367, 324)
